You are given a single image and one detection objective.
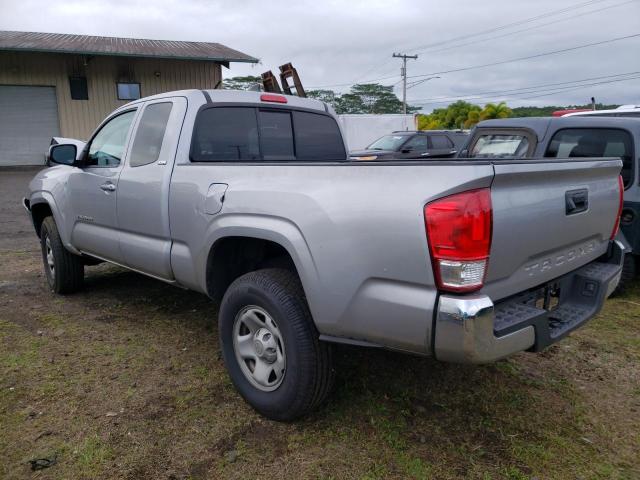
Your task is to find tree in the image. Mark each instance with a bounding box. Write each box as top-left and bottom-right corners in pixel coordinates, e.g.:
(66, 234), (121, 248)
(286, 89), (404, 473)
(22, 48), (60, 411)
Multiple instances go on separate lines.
(479, 102), (511, 120)
(307, 83), (419, 114)
(224, 79), (418, 115)
(223, 75), (262, 90)
(306, 89), (338, 105)
(417, 101), (482, 130)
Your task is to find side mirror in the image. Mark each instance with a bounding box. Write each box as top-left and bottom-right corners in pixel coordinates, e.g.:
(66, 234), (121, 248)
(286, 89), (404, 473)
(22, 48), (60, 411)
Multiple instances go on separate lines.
(401, 147), (413, 154)
(48, 144), (77, 166)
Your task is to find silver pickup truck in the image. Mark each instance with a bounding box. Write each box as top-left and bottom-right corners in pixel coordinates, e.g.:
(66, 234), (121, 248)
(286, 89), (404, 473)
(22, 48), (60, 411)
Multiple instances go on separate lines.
(25, 90), (624, 420)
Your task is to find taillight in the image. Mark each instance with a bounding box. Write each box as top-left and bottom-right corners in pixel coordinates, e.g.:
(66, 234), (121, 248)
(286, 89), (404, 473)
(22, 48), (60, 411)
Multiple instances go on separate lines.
(610, 175), (624, 240)
(260, 93), (287, 104)
(424, 188), (492, 293)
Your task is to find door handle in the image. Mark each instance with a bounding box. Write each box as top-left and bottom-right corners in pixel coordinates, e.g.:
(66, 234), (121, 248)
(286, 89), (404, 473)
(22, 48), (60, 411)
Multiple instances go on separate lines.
(100, 183), (116, 192)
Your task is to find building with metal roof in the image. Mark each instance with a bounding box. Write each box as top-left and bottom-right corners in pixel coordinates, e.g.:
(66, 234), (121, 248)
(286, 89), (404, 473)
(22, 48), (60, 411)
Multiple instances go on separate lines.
(0, 30), (258, 165)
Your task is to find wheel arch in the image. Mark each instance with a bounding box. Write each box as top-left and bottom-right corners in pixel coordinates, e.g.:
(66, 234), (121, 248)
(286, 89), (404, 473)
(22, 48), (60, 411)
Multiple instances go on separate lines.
(28, 192), (78, 254)
(206, 234), (306, 303)
(201, 217), (320, 307)
(30, 200), (53, 237)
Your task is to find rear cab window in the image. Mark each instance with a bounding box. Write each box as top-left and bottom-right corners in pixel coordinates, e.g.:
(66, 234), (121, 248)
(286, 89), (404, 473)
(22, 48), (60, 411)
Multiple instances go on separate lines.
(469, 130), (533, 159)
(544, 128), (634, 188)
(191, 106), (346, 162)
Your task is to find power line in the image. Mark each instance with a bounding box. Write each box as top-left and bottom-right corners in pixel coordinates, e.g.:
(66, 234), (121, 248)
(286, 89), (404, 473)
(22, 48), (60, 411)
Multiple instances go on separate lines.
(308, 32), (640, 90)
(406, 76), (441, 90)
(308, 73), (399, 90)
(518, 76), (640, 100)
(340, 0), (625, 89)
(412, 75), (640, 105)
(410, 74), (640, 107)
(408, 71), (640, 103)
(413, 0), (638, 56)
(407, 32), (640, 80)
(404, 0), (609, 53)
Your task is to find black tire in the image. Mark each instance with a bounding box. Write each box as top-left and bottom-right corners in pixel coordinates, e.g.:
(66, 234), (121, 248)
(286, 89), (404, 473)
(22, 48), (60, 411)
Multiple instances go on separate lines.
(40, 217), (84, 294)
(219, 268), (334, 421)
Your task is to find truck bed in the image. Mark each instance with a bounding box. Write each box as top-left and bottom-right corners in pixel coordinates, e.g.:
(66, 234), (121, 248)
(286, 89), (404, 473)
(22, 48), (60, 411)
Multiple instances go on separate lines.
(168, 156), (622, 355)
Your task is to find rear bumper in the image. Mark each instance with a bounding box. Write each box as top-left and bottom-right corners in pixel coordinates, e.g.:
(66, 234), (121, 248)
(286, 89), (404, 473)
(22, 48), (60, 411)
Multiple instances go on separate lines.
(434, 240), (624, 364)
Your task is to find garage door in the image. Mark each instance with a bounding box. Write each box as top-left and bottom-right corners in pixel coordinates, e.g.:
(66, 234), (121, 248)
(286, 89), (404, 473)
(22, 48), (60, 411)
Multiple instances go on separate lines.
(0, 86), (60, 166)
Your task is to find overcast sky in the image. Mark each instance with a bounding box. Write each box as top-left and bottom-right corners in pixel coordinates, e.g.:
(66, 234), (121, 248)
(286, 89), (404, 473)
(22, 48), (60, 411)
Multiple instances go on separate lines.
(1, 0), (639, 111)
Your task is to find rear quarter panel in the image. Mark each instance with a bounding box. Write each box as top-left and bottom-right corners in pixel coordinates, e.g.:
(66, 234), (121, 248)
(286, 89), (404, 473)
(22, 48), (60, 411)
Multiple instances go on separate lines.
(168, 161), (494, 354)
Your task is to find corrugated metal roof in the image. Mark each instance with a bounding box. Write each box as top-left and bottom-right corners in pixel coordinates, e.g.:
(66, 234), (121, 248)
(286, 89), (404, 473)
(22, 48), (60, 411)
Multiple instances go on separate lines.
(0, 30), (258, 63)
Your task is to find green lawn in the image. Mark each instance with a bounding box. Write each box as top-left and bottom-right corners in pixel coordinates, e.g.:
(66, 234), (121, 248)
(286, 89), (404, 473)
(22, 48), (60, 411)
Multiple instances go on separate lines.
(1, 250), (639, 479)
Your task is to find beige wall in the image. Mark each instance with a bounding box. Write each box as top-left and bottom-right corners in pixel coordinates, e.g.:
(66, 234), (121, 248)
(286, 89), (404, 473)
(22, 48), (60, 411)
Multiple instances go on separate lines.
(0, 51), (221, 139)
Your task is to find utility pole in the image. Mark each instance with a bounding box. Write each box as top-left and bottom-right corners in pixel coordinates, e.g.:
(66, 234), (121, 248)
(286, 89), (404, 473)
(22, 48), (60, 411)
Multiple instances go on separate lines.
(393, 53), (418, 114)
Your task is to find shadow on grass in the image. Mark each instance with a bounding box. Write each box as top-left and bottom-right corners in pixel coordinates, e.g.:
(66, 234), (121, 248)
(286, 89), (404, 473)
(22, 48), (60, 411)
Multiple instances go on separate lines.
(72, 265), (605, 478)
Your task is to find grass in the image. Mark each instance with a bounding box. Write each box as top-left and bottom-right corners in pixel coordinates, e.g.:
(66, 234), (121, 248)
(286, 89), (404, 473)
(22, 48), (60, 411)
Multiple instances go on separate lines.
(1, 250), (639, 479)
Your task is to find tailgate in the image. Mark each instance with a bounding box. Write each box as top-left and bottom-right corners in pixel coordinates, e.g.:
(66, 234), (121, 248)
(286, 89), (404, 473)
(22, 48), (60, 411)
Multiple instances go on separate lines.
(482, 158), (622, 301)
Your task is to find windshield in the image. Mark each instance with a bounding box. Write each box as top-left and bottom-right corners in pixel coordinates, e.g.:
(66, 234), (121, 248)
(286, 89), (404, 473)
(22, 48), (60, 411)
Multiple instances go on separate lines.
(367, 135), (408, 151)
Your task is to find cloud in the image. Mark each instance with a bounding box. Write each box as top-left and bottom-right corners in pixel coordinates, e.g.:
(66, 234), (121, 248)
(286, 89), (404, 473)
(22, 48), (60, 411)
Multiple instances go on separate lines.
(1, 0), (638, 111)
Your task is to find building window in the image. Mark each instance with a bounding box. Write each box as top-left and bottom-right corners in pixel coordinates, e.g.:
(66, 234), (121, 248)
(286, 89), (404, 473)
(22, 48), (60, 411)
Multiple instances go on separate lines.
(69, 76), (88, 100)
(117, 82), (141, 100)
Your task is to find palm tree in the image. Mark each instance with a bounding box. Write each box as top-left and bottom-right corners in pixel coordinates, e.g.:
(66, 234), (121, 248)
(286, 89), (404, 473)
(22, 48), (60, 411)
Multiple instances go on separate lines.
(465, 110), (481, 128)
(480, 102), (512, 121)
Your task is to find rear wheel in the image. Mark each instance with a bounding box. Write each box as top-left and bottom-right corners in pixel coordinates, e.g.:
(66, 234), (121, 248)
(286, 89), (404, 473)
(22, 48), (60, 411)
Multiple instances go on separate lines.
(39, 217), (84, 294)
(219, 268), (334, 421)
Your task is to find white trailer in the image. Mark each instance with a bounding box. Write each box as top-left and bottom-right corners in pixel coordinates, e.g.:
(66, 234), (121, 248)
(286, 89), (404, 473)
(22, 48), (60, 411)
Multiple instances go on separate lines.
(337, 114), (417, 150)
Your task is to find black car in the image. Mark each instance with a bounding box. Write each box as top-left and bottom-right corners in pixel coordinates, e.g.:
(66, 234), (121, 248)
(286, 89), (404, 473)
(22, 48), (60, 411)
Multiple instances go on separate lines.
(349, 130), (468, 160)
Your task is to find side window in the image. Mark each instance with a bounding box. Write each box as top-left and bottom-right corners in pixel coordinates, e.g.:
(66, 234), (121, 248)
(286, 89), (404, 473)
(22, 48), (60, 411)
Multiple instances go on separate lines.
(403, 136), (429, 151)
(129, 102), (173, 167)
(86, 110), (136, 167)
(258, 110), (295, 160)
(470, 134), (530, 158)
(431, 135), (454, 149)
(293, 111), (346, 160)
(191, 107), (259, 161)
(545, 128), (633, 187)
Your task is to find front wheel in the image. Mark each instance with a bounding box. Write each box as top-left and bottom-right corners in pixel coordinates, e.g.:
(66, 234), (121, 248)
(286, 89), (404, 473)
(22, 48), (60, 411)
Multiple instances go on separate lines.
(39, 217), (84, 294)
(218, 269), (334, 421)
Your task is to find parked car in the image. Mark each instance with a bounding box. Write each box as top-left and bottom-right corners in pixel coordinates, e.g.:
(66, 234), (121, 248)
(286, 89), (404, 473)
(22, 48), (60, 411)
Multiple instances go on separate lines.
(25, 91), (624, 421)
(349, 130), (468, 160)
(460, 116), (638, 289)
